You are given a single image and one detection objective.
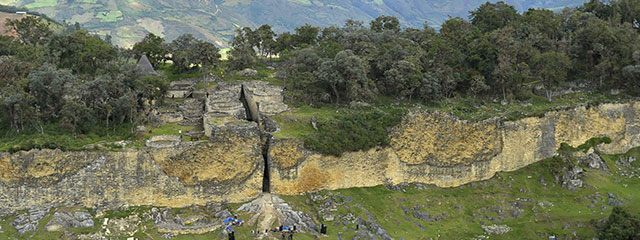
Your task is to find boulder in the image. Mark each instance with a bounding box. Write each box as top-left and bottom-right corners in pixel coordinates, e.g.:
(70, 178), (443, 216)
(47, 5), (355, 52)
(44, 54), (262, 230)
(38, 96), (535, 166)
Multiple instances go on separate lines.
(481, 224), (511, 235)
(45, 211), (94, 231)
(238, 68), (258, 76)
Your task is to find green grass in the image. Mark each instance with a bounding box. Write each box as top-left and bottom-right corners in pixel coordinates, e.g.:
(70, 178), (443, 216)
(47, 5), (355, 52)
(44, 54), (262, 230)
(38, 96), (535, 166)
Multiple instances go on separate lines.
(141, 123), (203, 141)
(0, 123), (135, 152)
(158, 63), (205, 82)
(95, 10), (122, 22)
(25, 0), (57, 8)
(430, 91), (626, 121)
(222, 64), (284, 86)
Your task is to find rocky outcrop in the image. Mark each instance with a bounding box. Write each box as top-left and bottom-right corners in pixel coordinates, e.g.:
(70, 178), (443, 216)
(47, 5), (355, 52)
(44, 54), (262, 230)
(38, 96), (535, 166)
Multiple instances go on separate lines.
(269, 102), (640, 194)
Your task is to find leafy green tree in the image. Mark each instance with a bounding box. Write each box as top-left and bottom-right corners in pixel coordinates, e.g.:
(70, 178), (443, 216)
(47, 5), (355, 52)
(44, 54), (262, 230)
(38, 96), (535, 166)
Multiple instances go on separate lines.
(132, 33), (167, 68)
(470, 1), (519, 33)
(0, 56), (29, 87)
(370, 15), (400, 32)
(315, 50), (373, 103)
(60, 101), (91, 135)
(168, 34), (198, 72)
(190, 40), (221, 70)
(27, 63), (78, 119)
(275, 32), (295, 54)
(255, 24), (277, 57)
(521, 8), (563, 52)
(622, 51), (640, 94)
(469, 74), (490, 102)
(5, 16), (52, 45)
(294, 24), (319, 47)
(229, 28), (258, 70)
(533, 51), (571, 102)
(0, 84), (36, 132)
(49, 30), (117, 74)
(135, 75), (169, 106)
(599, 207), (640, 240)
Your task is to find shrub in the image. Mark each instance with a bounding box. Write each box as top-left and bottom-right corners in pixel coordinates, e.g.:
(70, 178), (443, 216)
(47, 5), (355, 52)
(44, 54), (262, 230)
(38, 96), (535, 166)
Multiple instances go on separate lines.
(599, 207), (640, 240)
(303, 108), (405, 156)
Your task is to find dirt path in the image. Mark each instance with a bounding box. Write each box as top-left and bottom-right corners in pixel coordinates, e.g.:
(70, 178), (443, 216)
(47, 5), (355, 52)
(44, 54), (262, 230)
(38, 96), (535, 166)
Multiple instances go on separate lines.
(258, 193), (277, 234)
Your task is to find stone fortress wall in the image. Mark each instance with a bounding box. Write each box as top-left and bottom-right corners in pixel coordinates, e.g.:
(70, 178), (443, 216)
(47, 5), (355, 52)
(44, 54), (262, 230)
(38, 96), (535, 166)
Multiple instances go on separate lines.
(269, 102), (640, 194)
(1, 84), (639, 213)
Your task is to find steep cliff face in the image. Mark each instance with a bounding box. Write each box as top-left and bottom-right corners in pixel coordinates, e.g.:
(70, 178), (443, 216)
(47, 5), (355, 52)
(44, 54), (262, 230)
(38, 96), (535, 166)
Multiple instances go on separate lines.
(269, 102), (640, 194)
(0, 137), (264, 214)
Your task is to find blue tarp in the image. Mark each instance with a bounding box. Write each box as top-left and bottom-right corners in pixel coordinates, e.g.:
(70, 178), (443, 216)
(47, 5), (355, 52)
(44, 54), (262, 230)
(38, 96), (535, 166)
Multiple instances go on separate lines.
(224, 217), (235, 224)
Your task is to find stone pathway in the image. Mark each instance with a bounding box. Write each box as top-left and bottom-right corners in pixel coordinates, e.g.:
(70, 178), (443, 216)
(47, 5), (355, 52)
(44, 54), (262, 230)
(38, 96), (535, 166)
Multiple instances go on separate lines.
(238, 193), (319, 239)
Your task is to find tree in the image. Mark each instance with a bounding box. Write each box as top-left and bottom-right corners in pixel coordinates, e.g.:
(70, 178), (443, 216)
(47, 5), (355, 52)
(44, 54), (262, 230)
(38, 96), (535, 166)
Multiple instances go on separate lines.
(255, 24), (276, 57)
(169, 34), (199, 72)
(229, 28), (258, 70)
(190, 40), (221, 70)
(315, 50), (373, 103)
(5, 16), (52, 45)
(275, 32), (296, 54)
(533, 51), (570, 102)
(49, 30), (117, 74)
(132, 33), (167, 68)
(0, 84), (36, 132)
(294, 24), (319, 47)
(622, 51), (640, 94)
(469, 74), (490, 102)
(470, 1), (519, 33)
(599, 207), (640, 240)
(370, 15), (400, 32)
(27, 63), (78, 119)
(60, 101), (91, 135)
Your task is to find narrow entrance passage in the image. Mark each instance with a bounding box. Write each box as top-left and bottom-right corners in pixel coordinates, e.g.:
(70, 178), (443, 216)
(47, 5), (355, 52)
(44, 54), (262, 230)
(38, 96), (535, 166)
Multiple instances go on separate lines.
(261, 137), (271, 193)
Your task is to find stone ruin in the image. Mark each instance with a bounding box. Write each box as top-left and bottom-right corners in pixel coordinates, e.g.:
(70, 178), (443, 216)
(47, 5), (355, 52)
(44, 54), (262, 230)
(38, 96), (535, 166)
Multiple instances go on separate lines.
(204, 81), (289, 138)
(168, 79), (195, 99)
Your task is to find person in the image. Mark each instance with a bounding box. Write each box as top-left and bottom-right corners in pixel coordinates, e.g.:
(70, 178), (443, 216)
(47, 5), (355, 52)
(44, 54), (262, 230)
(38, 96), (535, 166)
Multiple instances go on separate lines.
(281, 232), (286, 240)
(320, 223), (327, 234)
(279, 225), (283, 232)
(288, 232), (293, 240)
(251, 229), (255, 237)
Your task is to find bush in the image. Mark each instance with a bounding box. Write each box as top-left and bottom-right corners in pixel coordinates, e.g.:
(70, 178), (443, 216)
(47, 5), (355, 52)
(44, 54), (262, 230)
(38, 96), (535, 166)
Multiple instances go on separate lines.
(303, 108), (404, 156)
(599, 207), (640, 240)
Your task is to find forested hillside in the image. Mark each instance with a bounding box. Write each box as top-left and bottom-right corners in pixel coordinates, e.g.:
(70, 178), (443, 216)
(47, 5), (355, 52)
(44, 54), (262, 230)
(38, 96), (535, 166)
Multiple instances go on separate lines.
(0, 0), (588, 47)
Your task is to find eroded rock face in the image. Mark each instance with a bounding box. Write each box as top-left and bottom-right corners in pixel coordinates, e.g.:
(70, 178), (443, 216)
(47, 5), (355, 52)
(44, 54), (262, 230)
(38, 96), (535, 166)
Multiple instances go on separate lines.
(269, 102), (640, 193)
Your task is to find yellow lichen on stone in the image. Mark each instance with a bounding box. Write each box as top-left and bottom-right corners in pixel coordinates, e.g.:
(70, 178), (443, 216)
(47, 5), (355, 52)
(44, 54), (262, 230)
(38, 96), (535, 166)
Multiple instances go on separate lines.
(153, 137), (261, 186)
(269, 139), (305, 169)
(391, 111), (502, 166)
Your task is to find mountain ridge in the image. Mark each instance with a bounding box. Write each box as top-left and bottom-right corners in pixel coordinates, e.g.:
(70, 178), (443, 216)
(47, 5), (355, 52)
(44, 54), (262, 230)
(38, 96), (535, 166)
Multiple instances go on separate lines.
(1, 0), (587, 47)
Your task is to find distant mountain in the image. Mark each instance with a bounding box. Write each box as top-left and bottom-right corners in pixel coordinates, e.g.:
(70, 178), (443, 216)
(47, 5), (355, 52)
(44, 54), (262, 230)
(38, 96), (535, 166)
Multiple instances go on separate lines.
(0, 0), (587, 47)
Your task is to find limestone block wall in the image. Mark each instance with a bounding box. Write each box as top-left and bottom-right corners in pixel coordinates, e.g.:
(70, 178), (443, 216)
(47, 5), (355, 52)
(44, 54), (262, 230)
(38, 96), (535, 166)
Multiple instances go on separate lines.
(269, 102), (640, 194)
(0, 132), (264, 214)
(1, 101), (639, 213)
